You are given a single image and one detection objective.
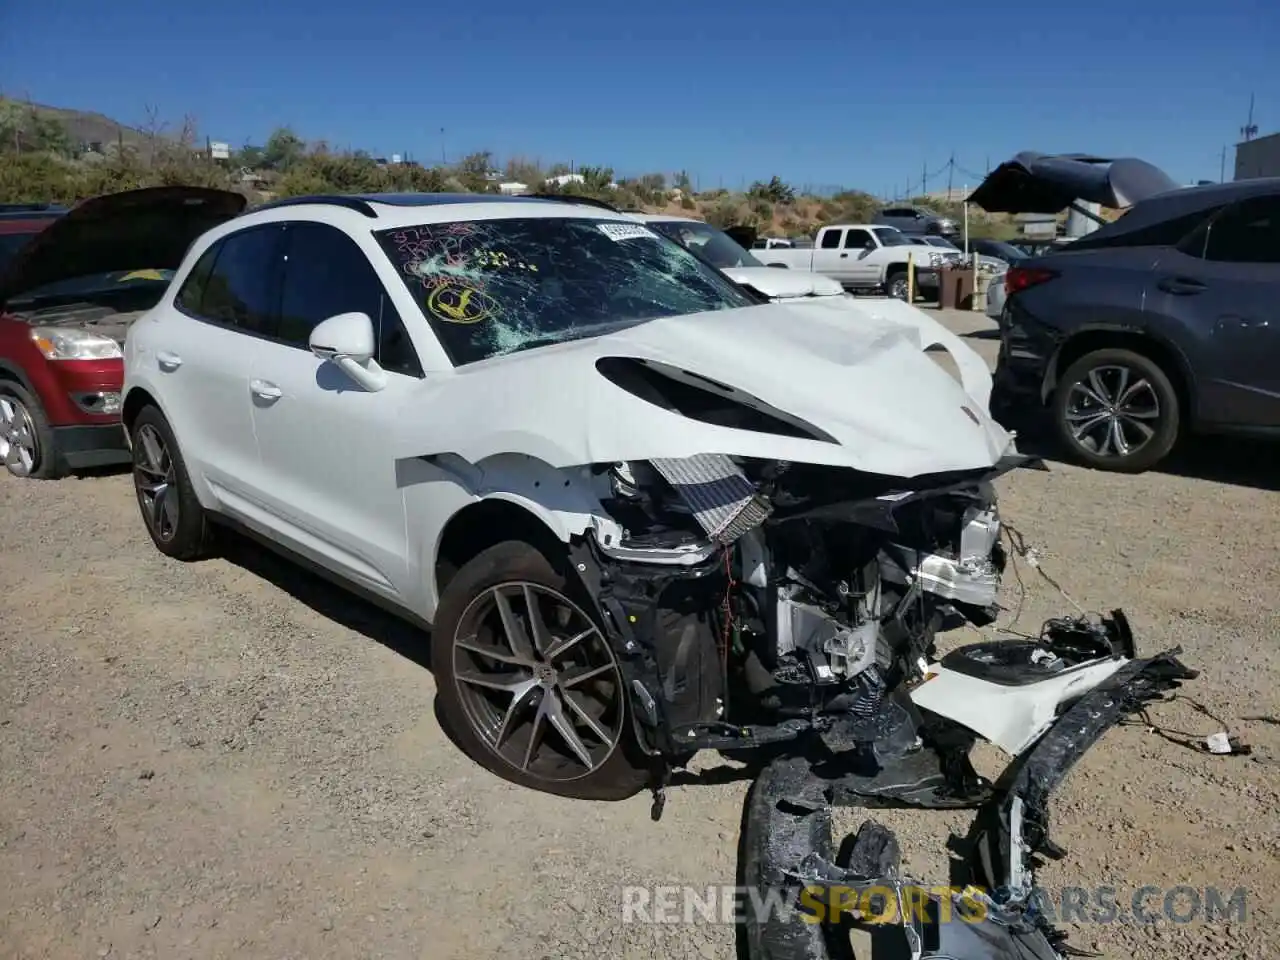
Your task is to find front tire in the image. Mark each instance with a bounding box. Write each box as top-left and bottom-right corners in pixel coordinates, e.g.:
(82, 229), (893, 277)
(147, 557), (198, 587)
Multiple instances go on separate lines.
(886, 270), (910, 301)
(1052, 347), (1180, 473)
(0, 381), (64, 479)
(129, 405), (214, 560)
(431, 540), (648, 801)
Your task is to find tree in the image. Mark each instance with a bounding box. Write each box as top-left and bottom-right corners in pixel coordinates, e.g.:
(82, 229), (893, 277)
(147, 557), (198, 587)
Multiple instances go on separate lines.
(456, 151), (495, 192)
(749, 175), (796, 205)
(262, 127), (306, 171)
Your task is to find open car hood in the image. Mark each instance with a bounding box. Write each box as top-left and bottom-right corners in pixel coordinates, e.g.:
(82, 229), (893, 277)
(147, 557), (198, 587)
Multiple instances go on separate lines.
(722, 266), (845, 299)
(967, 151), (1180, 214)
(402, 300), (1012, 479)
(0, 186), (247, 306)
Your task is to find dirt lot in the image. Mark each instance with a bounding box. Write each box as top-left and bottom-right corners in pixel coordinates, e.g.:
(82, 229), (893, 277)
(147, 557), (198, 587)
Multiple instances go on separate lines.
(2, 309), (1277, 960)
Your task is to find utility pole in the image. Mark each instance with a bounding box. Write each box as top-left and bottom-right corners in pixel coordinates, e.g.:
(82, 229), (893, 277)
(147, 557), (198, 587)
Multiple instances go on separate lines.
(440, 127), (446, 164)
(947, 153), (955, 201)
(922, 161), (928, 196)
(1220, 145), (1227, 183)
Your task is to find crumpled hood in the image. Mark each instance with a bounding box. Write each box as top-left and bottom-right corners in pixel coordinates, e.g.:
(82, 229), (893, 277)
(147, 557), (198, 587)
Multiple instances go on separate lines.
(721, 266), (845, 299)
(402, 301), (1013, 479)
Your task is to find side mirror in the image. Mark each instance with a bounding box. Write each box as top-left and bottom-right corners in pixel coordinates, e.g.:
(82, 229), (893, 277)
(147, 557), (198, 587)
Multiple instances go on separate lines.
(309, 311), (387, 392)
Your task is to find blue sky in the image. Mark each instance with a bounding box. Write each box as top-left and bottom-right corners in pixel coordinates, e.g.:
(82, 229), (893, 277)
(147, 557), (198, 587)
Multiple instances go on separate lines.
(2, 0), (1276, 196)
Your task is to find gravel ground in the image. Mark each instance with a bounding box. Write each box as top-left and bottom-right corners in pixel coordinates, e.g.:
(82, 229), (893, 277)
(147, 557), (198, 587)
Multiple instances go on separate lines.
(2, 309), (1277, 960)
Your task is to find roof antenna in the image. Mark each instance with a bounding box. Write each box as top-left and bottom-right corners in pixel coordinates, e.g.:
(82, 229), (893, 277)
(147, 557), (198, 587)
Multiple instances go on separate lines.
(1241, 93), (1258, 142)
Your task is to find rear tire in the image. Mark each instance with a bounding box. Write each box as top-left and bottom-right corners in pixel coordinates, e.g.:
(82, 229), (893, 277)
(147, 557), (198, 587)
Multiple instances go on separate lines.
(431, 540), (648, 801)
(1052, 347), (1180, 473)
(129, 405), (214, 560)
(0, 381), (64, 479)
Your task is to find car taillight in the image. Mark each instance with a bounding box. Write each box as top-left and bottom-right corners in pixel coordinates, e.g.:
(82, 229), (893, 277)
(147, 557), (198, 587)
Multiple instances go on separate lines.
(1005, 266), (1058, 295)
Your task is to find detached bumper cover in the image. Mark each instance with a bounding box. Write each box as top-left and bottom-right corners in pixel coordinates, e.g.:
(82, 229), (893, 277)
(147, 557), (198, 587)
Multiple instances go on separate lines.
(741, 650), (1197, 960)
(967, 649), (1197, 901)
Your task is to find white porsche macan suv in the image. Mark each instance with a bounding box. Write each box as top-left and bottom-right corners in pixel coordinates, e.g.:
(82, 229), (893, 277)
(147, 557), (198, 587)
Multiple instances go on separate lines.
(122, 192), (1138, 812)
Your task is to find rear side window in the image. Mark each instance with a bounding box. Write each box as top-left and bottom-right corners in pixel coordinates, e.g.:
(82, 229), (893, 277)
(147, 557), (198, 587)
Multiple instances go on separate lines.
(278, 222), (422, 376)
(820, 230), (842, 249)
(174, 244), (220, 315)
(185, 225), (283, 335)
(1199, 196), (1280, 264)
(1071, 205), (1222, 251)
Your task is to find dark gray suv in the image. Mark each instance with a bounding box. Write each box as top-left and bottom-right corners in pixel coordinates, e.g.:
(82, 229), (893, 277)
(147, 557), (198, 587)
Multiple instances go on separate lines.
(873, 205), (957, 238)
(983, 175), (1280, 473)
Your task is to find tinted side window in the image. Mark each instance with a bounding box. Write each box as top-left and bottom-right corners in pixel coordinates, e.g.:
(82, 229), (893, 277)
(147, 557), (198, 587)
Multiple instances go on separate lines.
(278, 222), (421, 376)
(1201, 197), (1280, 264)
(198, 225), (283, 335)
(175, 243), (221, 315)
(844, 229), (872, 249)
(820, 230), (842, 249)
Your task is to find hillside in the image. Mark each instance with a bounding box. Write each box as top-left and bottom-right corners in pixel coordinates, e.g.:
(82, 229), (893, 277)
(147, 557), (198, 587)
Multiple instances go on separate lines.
(5, 98), (154, 149)
(0, 101), (1020, 239)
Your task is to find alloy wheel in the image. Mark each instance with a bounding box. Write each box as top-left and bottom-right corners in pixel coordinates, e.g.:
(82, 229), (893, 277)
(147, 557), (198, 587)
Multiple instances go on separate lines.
(133, 423), (179, 541)
(0, 395), (39, 477)
(452, 582), (626, 783)
(1064, 364), (1161, 460)
(888, 276), (910, 301)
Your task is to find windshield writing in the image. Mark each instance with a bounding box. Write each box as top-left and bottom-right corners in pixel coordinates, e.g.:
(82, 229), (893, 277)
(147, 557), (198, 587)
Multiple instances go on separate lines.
(377, 217), (755, 365)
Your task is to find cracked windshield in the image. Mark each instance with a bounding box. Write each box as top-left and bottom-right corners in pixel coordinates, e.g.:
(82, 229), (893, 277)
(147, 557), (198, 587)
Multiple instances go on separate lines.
(376, 217), (754, 364)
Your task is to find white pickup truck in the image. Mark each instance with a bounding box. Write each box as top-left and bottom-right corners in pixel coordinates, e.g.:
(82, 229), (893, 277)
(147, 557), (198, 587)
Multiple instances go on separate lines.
(751, 224), (945, 300)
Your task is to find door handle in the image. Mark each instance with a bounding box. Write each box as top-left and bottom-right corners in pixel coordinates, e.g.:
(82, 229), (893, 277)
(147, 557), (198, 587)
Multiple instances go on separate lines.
(839, 253), (849, 258)
(156, 351), (182, 371)
(1157, 276), (1206, 295)
(250, 379), (283, 400)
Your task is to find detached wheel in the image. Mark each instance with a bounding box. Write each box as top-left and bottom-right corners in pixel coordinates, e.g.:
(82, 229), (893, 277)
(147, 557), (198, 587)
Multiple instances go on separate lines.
(431, 540), (648, 801)
(129, 405), (213, 560)
(1052, 347), (1180, 473)
(886, 271), (910, 301)
(0, 382), (64, 479)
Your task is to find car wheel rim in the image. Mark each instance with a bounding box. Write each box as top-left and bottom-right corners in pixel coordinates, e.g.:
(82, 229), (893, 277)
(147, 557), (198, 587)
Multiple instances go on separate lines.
(133, 423), (180, 541)
(0, 395), (39, 477)
(889, 278), (908, 300)
(452, 582), (625, 782)
(1064, 364), (1161, 459)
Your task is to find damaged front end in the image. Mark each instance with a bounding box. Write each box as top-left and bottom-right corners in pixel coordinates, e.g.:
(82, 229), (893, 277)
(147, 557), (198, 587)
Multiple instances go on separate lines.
(562, 444), (1195, 957)
(568, 448), (1035, 789)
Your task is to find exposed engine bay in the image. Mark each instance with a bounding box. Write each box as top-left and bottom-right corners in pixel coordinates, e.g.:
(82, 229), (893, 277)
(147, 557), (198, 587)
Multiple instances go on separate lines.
(567, 451), (1196, 959)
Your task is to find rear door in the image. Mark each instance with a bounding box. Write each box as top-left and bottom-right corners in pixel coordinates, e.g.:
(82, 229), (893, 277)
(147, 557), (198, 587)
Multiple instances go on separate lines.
(157, 224), (283, 511)
(1146, 194), (1280, 428)
(246, 220), (423, 602)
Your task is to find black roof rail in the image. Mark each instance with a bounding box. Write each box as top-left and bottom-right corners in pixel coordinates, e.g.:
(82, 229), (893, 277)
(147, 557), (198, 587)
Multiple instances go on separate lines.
(252, 195), (379, 218)
(525, 192), (621, 213)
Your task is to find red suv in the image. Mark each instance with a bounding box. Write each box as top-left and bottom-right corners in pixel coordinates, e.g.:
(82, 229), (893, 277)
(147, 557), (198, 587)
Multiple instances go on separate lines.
(0, 187), (246, 478)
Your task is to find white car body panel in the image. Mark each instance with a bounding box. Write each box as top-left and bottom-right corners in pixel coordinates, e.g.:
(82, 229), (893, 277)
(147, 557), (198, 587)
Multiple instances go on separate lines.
(986, 271), (1007, 320)
(720, 265), (844, 299)
(910, 658), (1129, 755)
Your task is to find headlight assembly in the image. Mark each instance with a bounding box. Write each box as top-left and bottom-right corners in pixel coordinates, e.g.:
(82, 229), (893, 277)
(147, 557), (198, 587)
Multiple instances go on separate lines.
(30, 326), (123, 361)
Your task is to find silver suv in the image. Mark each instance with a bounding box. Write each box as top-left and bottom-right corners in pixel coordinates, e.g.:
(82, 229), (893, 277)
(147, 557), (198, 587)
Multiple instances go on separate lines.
(874, 205), (957, 238)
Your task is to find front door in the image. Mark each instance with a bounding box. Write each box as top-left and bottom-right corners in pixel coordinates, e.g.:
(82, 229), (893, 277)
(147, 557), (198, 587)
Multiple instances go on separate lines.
(1146, 195), (1280, 428)
(247, 221), (425, 603)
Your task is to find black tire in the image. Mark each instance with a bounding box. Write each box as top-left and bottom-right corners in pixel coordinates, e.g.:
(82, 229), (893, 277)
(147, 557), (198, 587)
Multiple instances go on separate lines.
(0, 380), (65, 479)
(1052, 347), (1180, 473)
(129, 405), (214, 560)
(431, 540), (648, 801)
(885, 269), (909, 301)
